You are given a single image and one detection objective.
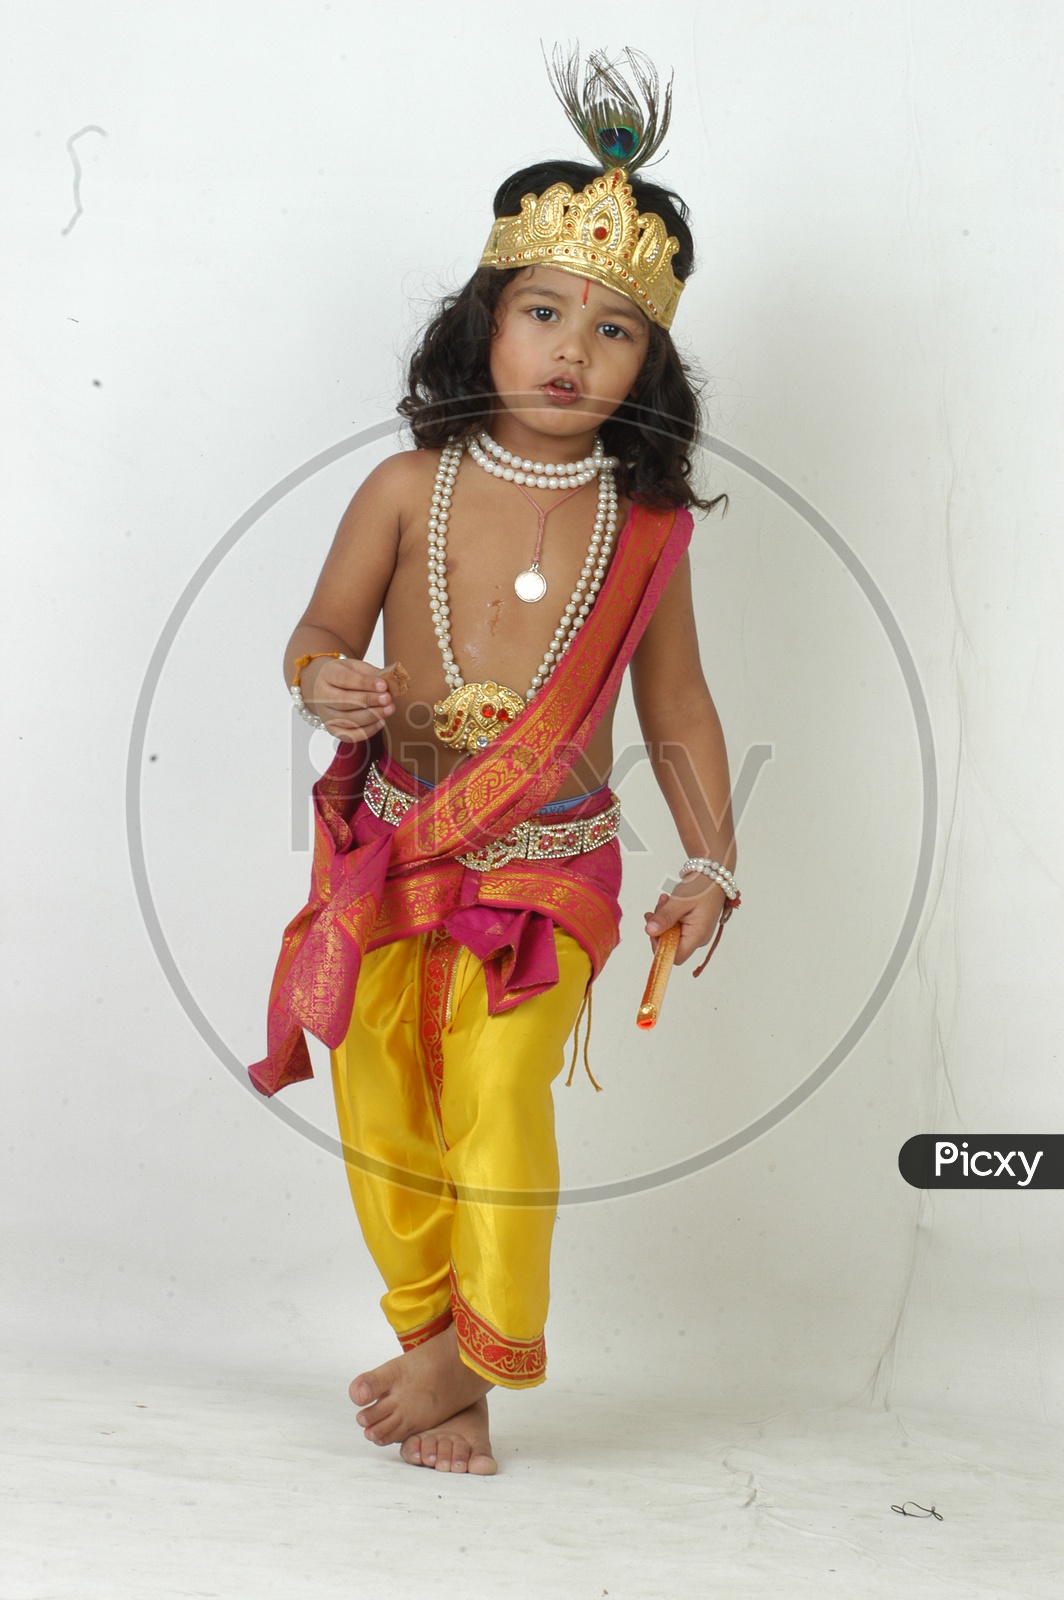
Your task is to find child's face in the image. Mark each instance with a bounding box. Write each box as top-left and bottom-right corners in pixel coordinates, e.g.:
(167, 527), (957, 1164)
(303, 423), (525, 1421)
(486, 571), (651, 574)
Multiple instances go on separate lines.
(489, 266), (650, 446)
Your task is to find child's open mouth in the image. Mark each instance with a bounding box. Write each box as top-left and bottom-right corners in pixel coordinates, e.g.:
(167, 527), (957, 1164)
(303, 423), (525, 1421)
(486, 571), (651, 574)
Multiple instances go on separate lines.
(542, 376), (581, 404)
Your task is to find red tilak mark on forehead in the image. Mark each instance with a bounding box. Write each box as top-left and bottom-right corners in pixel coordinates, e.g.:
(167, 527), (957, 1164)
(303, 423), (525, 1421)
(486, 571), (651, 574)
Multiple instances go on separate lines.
(582, 278), (590, 306)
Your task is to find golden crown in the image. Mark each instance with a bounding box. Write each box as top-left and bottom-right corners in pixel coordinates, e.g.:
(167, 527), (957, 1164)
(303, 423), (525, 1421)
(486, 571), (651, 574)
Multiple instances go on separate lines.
(479, 47), (685, 331)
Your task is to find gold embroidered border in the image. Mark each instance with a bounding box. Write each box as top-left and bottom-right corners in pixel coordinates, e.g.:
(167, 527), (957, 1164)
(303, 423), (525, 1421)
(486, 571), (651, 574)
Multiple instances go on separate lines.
(372, 863), (464, 945)
(367, 855), (619, 980)
(483, 865), (621, 975)
(449, 1261), (547, 1389)
(417, 928), (462, 1148)
(397, 1305), (453, 1353)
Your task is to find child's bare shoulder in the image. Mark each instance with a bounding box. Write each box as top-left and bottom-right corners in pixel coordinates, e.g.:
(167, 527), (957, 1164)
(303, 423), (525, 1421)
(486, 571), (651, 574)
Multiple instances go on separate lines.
(344, 447), (441, 525)
(325, 449), (442, 577)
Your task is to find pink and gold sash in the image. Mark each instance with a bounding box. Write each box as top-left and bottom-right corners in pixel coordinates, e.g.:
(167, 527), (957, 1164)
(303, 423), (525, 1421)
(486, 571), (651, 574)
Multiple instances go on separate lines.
(365, 750), (623, 1017)
(249, 502), (693, 1096)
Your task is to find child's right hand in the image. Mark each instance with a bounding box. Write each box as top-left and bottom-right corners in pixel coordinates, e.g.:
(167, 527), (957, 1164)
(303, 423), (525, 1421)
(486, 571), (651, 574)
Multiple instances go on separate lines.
(301, 656), (399, 742)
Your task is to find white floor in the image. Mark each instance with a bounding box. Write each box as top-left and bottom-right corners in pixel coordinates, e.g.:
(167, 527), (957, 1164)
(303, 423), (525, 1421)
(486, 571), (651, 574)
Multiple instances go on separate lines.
(2, 1349), (1060, 1600)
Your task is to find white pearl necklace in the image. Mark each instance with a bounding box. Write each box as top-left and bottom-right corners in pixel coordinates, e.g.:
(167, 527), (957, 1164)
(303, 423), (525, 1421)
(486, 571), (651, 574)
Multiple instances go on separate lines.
(428, 441), (618, 701)
(467, 429), (618, 491)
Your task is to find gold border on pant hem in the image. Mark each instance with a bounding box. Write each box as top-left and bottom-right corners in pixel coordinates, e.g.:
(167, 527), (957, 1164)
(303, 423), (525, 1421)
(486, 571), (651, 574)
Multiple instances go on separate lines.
(397, 1305), (454, 1352)
(449, 1261), (547, 1388)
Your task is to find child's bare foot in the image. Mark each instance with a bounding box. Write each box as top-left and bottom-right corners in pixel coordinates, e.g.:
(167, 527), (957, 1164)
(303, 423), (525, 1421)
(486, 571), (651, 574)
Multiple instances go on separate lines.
(399, 1395), (497, 1474)
(349, 1323), (492, 1447)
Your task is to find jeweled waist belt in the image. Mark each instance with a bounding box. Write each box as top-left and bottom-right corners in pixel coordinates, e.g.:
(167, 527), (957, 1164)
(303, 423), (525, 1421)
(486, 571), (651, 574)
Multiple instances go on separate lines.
(364, 761), (621, 872)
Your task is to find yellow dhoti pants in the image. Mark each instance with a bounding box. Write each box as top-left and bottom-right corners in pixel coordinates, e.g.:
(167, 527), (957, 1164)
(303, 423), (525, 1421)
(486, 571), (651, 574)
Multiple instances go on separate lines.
(330, 924), (592, 1388)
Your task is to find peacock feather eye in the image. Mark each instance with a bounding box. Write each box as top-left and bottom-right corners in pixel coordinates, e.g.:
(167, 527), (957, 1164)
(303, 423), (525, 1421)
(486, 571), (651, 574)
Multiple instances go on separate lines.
(546, 45), (673, 176)
(597, 125), (638, 161)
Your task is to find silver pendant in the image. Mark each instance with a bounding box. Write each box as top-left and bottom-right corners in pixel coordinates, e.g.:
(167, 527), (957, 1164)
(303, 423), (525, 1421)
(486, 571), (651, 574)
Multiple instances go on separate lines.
(514, 566), (547, 603)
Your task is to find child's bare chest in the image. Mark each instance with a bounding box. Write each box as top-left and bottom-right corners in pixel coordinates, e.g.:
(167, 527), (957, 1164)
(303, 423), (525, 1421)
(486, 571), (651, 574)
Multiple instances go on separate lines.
(383, 473), (625, 708)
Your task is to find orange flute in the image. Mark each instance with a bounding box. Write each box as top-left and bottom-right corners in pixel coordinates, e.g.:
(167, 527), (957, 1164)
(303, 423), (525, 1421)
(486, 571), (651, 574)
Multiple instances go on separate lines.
(636, 923), (682, 1029)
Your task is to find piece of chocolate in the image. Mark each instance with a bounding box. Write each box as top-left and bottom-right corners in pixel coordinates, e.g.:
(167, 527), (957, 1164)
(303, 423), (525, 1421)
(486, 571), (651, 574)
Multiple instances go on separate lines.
(381, 661), (410, 698)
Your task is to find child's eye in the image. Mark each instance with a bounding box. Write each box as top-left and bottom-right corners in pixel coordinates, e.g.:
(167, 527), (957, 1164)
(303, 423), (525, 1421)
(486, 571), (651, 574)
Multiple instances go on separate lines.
(599, 323), (628, 340)
(529, 306), (558, 322)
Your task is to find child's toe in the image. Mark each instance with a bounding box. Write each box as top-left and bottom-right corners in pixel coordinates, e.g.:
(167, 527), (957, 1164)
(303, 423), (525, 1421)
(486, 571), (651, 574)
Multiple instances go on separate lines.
(368, 1411), (405, 1446)
(349, 1374), (378, 1407)
(357, 1393), (397, 1431)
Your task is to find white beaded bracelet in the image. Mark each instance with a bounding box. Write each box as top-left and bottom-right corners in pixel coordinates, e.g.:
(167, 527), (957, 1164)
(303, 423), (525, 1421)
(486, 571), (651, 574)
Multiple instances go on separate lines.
(290, 686), (325, 729)
(680, 857), (740, 901)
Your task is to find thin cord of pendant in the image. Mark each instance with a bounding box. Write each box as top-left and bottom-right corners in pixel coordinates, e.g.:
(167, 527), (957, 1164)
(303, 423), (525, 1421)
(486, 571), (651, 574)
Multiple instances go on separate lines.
(468, 430), (617, 603)
(427, 442), (618, 701)
(511, 476), (588, 587)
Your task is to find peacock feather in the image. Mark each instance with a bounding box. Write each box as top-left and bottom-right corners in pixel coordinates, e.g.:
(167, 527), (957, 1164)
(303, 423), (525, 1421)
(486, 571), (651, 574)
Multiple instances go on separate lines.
(544, 44), (673, 174)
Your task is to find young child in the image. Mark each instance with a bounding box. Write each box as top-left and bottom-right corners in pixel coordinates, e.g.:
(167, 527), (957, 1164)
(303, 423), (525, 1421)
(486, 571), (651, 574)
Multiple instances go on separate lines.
(250, 47), (739, 1475)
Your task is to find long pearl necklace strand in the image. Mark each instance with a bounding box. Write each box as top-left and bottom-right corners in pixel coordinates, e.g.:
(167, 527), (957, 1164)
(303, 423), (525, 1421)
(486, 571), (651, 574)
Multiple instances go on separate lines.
(428, 439), (618, 721)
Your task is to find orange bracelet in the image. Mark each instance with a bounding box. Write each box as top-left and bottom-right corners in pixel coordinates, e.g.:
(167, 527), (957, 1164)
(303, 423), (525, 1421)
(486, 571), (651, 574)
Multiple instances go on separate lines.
(291, 652), (346, 689)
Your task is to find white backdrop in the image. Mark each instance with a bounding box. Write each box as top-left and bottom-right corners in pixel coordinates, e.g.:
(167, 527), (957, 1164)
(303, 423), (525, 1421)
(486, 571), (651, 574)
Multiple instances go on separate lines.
(3, 0), (1063, 1446)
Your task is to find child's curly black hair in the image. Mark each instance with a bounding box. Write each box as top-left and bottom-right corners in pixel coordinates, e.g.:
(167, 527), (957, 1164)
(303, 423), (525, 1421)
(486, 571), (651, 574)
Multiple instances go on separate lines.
(398, 160), (724, 514)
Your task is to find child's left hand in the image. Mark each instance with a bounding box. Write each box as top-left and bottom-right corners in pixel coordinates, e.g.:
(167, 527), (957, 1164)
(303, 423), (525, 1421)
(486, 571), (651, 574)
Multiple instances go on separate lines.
(644, 874), (728, 966)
